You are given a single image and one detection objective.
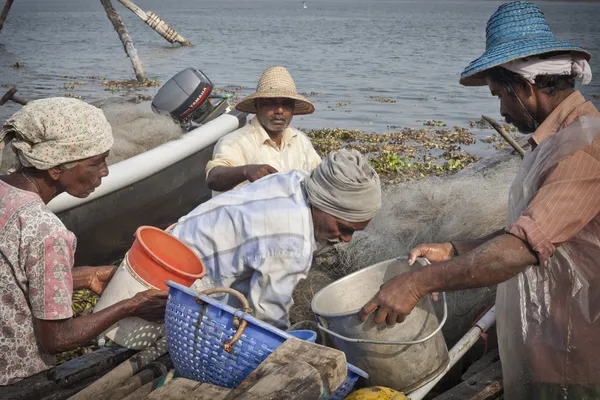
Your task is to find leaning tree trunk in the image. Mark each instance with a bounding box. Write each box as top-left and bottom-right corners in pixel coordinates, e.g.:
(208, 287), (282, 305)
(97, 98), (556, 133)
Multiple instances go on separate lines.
(0, 0), (15, 34)
(117, 0), (192, 47)
(100, 0), (146, 82)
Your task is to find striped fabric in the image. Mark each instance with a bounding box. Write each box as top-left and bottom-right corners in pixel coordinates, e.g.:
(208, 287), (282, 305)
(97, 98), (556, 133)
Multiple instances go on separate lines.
(171, 170), (316, 329)
(507, 91), (600, 262)
(498, 91), (600, 393)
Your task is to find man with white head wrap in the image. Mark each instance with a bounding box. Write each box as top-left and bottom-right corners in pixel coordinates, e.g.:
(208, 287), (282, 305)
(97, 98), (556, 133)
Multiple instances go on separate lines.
(172, 148), (381, 329)
(0, 98), (168, 385)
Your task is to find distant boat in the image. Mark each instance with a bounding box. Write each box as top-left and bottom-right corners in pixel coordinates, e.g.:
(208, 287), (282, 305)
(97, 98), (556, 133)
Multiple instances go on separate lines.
(303, 1), (307, 9)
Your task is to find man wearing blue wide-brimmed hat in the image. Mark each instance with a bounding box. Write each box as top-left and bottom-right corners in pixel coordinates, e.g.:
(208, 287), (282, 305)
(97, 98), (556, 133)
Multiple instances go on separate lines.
(359, 2), (600, 398)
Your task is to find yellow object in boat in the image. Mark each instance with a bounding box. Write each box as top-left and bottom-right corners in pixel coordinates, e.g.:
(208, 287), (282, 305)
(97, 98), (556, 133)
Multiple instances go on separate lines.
(344, 386), (408, 400)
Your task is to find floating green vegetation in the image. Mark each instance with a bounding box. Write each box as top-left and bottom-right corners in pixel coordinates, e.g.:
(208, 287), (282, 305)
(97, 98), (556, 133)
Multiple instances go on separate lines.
(305, 125), (481, 184)
(63, 93), (83, 100)
(336, 102), (351, 107)
(368, 96), (397, 103)
(9, 61), (24, 68)
(423, 120), (446, 127)
(63, 81), (86, 90)
(100, 79), (161, 93)
(480, 132), (523, 150)
(132, 94), (153, 103)
(468, 117), (519, 133)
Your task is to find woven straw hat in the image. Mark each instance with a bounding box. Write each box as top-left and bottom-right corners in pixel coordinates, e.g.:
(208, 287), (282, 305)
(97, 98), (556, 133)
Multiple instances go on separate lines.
(460, 1), (590, 86)
(235, 66), (315, 115)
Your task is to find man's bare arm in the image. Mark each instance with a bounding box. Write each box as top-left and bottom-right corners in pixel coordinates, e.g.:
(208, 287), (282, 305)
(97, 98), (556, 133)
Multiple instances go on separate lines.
(451, 228), (506, 255)
(206, 165), (278, 192)
(362, 233), (537, 324)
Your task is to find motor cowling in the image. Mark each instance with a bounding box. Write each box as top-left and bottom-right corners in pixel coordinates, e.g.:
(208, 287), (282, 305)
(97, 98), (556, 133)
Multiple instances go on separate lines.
(151, 68), (214, 124)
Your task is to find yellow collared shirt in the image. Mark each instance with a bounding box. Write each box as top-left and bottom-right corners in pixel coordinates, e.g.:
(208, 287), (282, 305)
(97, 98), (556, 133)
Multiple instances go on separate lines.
(206, 117), (322, 195)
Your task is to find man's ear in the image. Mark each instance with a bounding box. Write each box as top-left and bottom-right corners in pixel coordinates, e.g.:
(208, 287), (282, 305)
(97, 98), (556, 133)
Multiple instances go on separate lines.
(47, 166), (62, 181)
(521, 79), (536, 99)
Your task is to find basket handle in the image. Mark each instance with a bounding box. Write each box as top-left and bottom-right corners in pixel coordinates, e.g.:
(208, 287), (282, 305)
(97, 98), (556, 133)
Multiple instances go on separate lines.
(197, 287), (253, 352)
(316, 258), (448, 345)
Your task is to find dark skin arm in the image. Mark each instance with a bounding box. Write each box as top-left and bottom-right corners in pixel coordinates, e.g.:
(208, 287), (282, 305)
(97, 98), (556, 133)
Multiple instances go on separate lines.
(361, 233), (538, 325)
(72, 266), (117, 295)
(452, 228), (505, 255)
(407, 228), (506, 264)
(36, 289), (168, 354)
(206, 165), (278, 192)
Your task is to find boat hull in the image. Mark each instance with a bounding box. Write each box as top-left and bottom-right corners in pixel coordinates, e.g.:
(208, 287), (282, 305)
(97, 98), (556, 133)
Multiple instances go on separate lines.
(57, 145), (214, 265)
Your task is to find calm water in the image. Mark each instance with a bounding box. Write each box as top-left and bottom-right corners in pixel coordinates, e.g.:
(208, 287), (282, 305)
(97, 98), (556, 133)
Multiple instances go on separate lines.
(1, 0), (599, 155)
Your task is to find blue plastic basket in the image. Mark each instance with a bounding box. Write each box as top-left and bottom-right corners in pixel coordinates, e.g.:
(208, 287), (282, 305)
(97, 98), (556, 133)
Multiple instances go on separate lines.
(329, 363), (369, 400)
(165, 281), (367, 398)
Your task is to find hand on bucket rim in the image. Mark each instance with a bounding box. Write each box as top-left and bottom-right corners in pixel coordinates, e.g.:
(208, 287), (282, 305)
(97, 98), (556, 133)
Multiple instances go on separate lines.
(359, 257), (435, 325)
(359, 270), (425, 325)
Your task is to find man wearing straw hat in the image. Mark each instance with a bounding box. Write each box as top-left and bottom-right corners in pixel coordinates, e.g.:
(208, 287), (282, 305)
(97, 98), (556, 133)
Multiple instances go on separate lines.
(360, 2), (600, 398)
(172, 149), (381, 329)
(205, 66), (321, 195)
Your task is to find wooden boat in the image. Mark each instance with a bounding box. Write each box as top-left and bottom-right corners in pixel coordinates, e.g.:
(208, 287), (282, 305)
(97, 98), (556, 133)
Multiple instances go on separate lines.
(48, 110), (247, 266)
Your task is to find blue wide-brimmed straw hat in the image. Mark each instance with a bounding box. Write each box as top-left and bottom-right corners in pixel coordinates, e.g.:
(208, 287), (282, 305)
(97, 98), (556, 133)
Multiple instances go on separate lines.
(460, 1), (591, 86)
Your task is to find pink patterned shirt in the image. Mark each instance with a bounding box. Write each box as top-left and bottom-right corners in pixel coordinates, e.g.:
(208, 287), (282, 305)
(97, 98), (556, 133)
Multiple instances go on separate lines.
(0, 180), (76, 385)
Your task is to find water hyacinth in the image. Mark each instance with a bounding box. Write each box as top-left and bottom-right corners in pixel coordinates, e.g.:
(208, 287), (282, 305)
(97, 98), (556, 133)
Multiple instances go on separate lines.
(304, 125), (481, 184)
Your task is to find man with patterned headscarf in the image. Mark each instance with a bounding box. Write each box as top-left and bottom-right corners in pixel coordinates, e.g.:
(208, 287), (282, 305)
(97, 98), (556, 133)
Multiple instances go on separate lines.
(205, 66), (322, 196)
(360, 2), (600, 398)
(0, 98), (168, 385)
(172, 149), (381, 329)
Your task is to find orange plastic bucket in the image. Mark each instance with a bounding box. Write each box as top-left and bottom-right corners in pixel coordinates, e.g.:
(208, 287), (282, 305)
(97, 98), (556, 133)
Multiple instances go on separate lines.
(127, 226), (205, 290)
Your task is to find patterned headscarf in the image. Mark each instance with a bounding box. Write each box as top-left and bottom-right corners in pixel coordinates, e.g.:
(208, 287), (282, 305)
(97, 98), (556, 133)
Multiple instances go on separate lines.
(0, 97), (114, 171)
(305, 149), (382, 223)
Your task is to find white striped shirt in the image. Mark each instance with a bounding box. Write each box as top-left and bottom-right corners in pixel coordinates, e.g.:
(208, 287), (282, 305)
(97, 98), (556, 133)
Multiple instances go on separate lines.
(171, 170), (316, 329)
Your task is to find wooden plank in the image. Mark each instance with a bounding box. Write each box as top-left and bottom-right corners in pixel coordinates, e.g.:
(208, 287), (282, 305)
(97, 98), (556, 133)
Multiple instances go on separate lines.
(433, 360), (503, 400)
(224, 361), (322, 400)
(190, 383), (231, 400)
(2, 346), (135, 400)
(145, 378), (230, 400)
(234, 338), (347, 394)
(120, 375), (164, 400)
(68, 337), (168, 400)
(462, 349), (500, 381)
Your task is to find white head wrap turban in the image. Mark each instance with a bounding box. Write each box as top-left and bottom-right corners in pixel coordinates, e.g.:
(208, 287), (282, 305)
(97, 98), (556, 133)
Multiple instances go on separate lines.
(0, 97), (113, 171)
(305, 149), (381, 223)
(502, 54), (592, 87)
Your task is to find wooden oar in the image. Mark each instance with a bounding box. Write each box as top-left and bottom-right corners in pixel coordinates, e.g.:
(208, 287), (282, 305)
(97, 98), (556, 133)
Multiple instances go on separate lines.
(481, 115), (525, 158)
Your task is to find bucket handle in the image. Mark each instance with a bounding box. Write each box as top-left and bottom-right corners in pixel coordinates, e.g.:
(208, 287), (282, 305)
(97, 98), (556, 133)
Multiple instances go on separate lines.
(195, 287), (253, 353)
(316, 258), (448, 346)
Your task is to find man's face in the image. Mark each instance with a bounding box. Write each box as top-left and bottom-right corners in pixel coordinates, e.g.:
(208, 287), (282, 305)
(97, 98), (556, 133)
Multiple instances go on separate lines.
(486, 78), (538, 134)
(256, 98), (294, 134)
(311, 207), (370, 252)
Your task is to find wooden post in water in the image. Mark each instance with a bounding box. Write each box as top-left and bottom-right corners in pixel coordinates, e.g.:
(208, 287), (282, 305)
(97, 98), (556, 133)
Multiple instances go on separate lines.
(117, 0), (192, 47)
(0, 0), (15, 34)
(100, 0), (147, 82)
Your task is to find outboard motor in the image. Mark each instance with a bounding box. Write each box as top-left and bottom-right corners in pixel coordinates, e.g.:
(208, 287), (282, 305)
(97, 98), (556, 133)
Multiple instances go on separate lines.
(151, 68), (232, 131)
